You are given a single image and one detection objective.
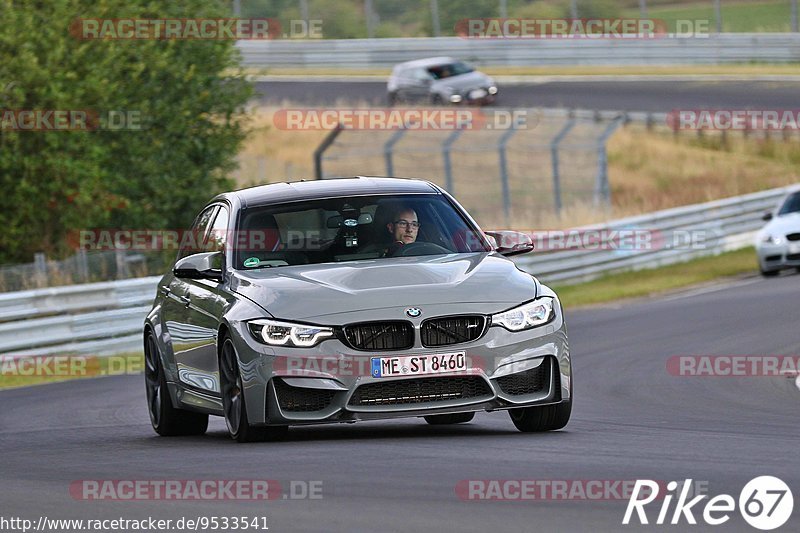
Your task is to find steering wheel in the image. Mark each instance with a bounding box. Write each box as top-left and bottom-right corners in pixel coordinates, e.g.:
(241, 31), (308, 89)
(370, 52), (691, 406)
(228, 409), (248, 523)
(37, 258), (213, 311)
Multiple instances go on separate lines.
(392, 241), (452, 257)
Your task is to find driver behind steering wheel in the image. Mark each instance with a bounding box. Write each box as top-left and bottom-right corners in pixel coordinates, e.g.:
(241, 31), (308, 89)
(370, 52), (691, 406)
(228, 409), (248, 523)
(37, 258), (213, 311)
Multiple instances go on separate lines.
(383, 206), (419, 257)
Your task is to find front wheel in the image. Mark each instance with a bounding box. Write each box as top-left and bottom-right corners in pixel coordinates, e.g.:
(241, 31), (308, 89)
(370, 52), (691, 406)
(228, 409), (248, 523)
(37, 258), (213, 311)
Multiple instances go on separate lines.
(760, 268), (780, 277)
(508, 400), (571, 432)
(220, 337), (288, 443)
(144, 333), (208, 436)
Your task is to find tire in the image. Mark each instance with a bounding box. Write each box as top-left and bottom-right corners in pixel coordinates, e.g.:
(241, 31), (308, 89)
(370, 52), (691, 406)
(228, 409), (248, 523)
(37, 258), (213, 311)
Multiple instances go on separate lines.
(760, 268), (780, 277)
(795, 267), (800, 274)
(508, 400), (571, 432)
(219, 337), (288, 443)
(431, 94), (444, 106)
(387, 92), (398, 106)
(424, 412), (475, 425)
(144, 333), (208, 436)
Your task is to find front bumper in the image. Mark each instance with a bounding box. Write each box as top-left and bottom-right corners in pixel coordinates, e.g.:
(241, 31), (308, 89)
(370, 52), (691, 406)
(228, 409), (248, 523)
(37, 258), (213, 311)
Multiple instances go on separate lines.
(756, 242), (800, 271)
(450, 92), (496, 106)
(229, 310), (570, 426)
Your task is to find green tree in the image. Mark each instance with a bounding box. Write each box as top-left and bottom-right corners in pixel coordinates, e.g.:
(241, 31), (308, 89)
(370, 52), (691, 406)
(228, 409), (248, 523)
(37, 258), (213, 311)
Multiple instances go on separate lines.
(0, 0), (252, 263)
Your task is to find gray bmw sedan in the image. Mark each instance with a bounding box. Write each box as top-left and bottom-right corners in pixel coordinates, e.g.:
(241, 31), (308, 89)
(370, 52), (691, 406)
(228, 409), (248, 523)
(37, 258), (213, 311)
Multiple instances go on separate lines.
(144, 177), (571, 442)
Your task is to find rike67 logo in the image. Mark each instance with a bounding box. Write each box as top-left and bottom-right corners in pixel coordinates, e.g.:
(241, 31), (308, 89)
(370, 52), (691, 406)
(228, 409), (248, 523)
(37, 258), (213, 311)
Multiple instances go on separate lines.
(624, 476), (793, 530)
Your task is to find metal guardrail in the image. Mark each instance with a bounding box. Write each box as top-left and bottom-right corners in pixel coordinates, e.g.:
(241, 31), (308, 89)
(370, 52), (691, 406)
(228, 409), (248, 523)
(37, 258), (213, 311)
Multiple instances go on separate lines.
(237, 34), (800, 68)
(0, 276), (159, 322)
(0, 185), (792, 357)
(0, 277), (159, 357)
(514, 186), (794, 284)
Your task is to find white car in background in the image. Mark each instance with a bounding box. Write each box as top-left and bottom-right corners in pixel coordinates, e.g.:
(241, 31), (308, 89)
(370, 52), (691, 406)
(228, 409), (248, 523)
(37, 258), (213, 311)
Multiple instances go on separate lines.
(756, 188), (800, 277)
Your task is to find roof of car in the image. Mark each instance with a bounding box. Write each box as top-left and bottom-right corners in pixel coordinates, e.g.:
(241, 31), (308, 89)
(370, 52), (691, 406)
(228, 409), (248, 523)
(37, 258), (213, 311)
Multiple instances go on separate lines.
(225, 176), (441, 208)
(393, 57), (458, 70)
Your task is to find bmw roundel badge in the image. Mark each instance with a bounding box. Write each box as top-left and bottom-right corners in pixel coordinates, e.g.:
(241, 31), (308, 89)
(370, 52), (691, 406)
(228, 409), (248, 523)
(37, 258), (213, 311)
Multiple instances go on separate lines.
(405, 307), (422, 318)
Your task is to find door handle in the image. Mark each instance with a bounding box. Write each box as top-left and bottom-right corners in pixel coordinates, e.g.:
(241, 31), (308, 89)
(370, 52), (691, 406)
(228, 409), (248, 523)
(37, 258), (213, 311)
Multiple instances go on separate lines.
(178, 295), (191, 306)
(160, 286), (171, 296)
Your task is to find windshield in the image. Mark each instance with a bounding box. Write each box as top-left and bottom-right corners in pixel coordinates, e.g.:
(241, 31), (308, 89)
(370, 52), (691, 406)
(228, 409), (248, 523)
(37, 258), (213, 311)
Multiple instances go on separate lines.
(778, 192), (800, 216)
(233, 193), (491, 269)
(426, 62), (473, 80)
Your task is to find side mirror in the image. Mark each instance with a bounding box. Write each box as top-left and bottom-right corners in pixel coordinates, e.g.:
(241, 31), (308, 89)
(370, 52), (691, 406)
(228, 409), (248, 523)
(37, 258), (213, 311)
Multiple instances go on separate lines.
(173, 251), (224, 282)
(485, 231), (534, 257)
(762, 211), (773, 222)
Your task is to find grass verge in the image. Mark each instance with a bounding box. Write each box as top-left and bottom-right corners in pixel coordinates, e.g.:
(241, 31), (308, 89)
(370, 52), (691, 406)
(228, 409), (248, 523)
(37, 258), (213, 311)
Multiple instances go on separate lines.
(623, 0), (795, 33)
(0, 352), (143, 391)
(553, 247), (758, 309)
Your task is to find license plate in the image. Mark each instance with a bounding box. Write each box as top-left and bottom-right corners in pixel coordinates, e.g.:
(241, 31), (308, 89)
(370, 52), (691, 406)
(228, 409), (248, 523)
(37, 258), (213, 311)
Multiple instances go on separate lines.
(789, 243), (800, 254)
(371, 352), (467, 378)
(469, 89), (488, 99)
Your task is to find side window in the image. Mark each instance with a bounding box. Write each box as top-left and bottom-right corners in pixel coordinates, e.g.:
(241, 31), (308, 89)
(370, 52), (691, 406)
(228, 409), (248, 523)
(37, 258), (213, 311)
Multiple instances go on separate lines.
(205, 205), (229, 254)
(178, 206), (217, 260)
(412, 68), (432, 82)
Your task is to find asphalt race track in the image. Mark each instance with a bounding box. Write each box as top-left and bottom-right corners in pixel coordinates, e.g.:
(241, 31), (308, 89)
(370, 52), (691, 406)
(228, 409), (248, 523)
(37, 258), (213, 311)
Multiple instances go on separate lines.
(254, 80), (800, 112)
(2, 273), (798, 532)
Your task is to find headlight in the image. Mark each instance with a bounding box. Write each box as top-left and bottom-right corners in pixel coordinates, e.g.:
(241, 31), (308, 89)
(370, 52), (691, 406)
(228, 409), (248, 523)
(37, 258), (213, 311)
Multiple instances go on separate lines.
(488, 86), (498, 95)
(248, 319), (333, 348)
(491, 298), (556, 332)
(449, 94), (463, 103)
(761, 234), (784, 245)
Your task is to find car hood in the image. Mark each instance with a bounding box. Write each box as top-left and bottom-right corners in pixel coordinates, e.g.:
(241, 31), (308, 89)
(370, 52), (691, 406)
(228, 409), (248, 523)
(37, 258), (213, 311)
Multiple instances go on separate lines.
(760, 212), (800, 237)
(230, 253), (537, 322)
(432, 71), (492, 92)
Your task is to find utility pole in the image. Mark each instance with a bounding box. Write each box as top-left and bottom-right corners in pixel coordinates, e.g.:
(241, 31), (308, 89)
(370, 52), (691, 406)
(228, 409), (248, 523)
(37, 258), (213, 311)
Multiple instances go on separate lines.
(300, 0), (309, 22)
(430, 0), (441, 37)
(792, 0), (798, 32)
(365, 0), (375, 38)
(714, 0), (722, 33)
(232, 0), (241, 17)
(639, 0), (648, 19)
(499, 0), (507, 19)
(570, 0), (578, 19)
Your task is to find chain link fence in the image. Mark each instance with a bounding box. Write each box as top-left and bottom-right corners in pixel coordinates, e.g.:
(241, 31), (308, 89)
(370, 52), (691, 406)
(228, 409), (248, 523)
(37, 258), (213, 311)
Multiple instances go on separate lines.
(315, 109), (646, 229)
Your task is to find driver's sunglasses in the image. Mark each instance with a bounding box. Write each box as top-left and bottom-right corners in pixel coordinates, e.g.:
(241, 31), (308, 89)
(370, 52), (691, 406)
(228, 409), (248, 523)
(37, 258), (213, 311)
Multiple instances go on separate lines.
(394, 220), (420, 230)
